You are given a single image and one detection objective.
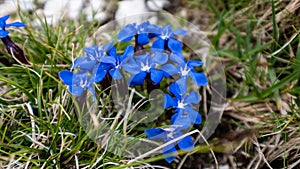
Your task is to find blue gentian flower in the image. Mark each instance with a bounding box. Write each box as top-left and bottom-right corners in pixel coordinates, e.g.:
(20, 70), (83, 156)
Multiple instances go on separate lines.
(118, 21), (153, 45)
(164, 83), (202, 128)
(151, 25), (187, 53)
(145, 126), (194, 163)
(71, 41), (114, 71)
(161, 53), (208, 91)
(59, 70), (96, 99)
(123, 51), (168, 86)
(98, 45), (134, 80)
(0, 15), (25, 38)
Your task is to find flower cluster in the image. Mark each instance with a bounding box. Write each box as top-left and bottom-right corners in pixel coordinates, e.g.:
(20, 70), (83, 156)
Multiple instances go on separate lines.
(59, 21), (208, 163)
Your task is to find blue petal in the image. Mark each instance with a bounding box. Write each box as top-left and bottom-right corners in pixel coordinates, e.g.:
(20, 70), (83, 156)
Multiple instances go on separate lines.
(178, 136), (194, 151)
(171, 112), (191, 129)
(175, 77), (187, 94)
(101, 56), (116, 65)
(190, 72), (208, 86)
(0, 30), (9, 38)
(59, 70), (73, 85)
(69, 86), (84, 96)
(162, 144), (177, 163)
(185, 90), (201, 104)
(6, 22), (26, 27)
(145, 128), (165, 140)
(102, 41), (114, 52)
(128, 72), (146, 86)
(173, 29), (188, 36)
(169, 82), (182, 99)
(161, 25), (173, 37)
(170, 53), (185, 66)
(164, 94), (176, 109)
(122, 60), (141, 74)
(108, 46), (117, 57)
(0, 15), (10, 22)
(161, 64), (179, 77)
(109, 69), (122, 80)
(137, 33), (149, 45)
(168, 38), (182, 53)
(95, 69), (107, 82)
(117, 24), (136, 42)
(186, 107), (202, 124)
(121, 45), (134, 61)
(146, 24), (161, 34)
(151, 52), (168, 65)
(152, 38), (165, 50)
(135, 53), (150, 64)
(150, 69), (164, 85)
(72, 57), (97, 70)
(187, 60), (203, 68)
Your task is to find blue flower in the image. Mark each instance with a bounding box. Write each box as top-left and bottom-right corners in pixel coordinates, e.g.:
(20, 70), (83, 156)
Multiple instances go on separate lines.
(151, 25), (187, 53)
(164, 83), (202, 128)
(117, 21), (154, 45)
(161, 53), (208, 92)
(59, 70), (96, 99)
(98, 45), (134, 80)
(0, 15), (26, 38)
(123, 51), (168, 86)
(145, 126), (194, 163)
(71, 41), (114, 71)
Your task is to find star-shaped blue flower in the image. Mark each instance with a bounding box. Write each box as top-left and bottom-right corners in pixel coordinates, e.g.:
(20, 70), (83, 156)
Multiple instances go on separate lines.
(117, 21), (153, 45)
(164, 83), (202, 128)
(59, 70), (96, 99)
(71, 41), (114, 71)
(97, 45), (134, 80)
(151, 25), (187, 53)
(123, 51), (168, 86)
(145, 126), (194, 163)
(0, 15), (25, 38)
(161, 53), (208, 92)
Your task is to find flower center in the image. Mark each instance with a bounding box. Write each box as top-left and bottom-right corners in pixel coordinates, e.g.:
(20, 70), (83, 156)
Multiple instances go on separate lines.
(177, 101), (187, 109)
(180, 64), (190, 76)
(140, 61), (151, 72)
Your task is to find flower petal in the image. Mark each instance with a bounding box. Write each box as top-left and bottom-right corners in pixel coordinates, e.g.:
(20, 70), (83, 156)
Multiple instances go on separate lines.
(137, 33), (149, 45)
(186, 107), (202, 124)
(175, 77), (187, 94)
(164, 94), (176, 109)
(121, 45), (134, 61)
(151, 52), (168, 65)
(161, 64), (179, 77)
(122, 59), (140, 74)
(6, 22), (26, 27)
(145, 128), (165, 140)
(0, 30), (9, 38)
(168, 38), (182, 53)
(170, 53), (185, 66)
(69, 85), (84, 96)
(150, 69), (164, 85)
(173, 29), (188, 36)
(187, 60), (203, 68)
(101, 56), (116, 65)
(162, 144), (177, 163)
(128, 71), (146, 86)
(185, 90), (200, 104)
(178, 136), (194, 151)
(169, 82), (182, 98)
(0, 15), (10, 22)
(152, 38), (165, 51)
(117, 24), (136, 42)
(171, 111), (191, 129)
(191, 72), (208, 86)
(94, 69), (107, 82)
(59, 70), (73, 85)
(109, 69), (122, 80)
(108, 46), (117, 57)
